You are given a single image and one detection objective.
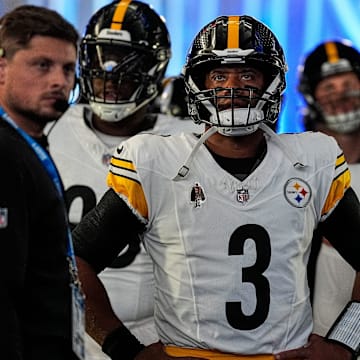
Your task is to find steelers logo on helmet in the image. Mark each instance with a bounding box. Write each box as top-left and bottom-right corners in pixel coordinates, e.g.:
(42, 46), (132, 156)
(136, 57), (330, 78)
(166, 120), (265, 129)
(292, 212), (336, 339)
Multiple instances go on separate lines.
(298, 40), (360, 133)
(79, 0), (171, 122)
(182, 15), (287, 136)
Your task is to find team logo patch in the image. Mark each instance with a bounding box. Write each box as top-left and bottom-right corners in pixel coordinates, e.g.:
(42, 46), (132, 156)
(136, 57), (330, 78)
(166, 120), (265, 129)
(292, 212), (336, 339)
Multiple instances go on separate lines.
(0, 208), (8, 228)
(284, 178), (311, 208)
(190, 182), (206, 208)
(237, 187), (250, 204)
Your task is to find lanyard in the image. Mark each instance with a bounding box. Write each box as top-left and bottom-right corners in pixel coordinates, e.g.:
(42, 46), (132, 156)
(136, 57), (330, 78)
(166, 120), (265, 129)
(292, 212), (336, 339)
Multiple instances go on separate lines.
(0, 107), (79, 282)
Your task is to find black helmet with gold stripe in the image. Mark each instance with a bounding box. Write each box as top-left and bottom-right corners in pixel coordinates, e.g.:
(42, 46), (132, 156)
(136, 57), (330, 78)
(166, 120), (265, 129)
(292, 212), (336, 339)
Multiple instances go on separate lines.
(79, 0), (171, 122)
(182, 15), (287, 135)
(298, 40), (360, 133)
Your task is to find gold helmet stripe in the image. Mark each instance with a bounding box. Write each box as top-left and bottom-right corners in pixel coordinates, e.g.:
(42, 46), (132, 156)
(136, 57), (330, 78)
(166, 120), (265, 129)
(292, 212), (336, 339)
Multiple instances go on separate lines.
(111, 0), (132, 30)
(324, 41), (340, 63)
(227, 16), (240, 48)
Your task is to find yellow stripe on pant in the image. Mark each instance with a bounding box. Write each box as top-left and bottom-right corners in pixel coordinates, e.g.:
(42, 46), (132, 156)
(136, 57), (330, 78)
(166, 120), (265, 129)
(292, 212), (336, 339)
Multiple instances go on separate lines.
(165, 346), (275, 359)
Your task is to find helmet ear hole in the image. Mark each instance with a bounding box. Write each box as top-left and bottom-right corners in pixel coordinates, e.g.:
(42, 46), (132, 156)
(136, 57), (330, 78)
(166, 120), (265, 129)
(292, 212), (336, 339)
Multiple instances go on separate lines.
(79, 0), (171, 122)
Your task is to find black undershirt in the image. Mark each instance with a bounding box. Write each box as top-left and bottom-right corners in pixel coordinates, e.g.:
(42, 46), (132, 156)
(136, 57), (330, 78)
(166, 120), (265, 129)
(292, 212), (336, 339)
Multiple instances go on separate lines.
(206, 140), (267, 181)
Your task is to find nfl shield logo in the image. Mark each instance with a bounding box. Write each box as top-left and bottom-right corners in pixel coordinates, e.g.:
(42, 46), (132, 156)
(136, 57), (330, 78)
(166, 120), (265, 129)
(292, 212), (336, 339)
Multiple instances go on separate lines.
(237, 188), (249, 204)
(0, 208), (8, 228)
(102, 153), (112, 166)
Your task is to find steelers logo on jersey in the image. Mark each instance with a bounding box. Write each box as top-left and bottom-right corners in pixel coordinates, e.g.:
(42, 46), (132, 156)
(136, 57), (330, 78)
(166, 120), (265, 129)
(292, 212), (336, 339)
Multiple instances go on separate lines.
(284, 178), (312, 208)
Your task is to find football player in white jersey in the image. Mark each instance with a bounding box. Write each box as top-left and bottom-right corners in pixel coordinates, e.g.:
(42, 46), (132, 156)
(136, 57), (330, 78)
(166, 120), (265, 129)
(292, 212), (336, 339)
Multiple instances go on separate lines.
(297, 40), (360, 346)
(48, 1), (202, 359)
(72, 15), (360, 360)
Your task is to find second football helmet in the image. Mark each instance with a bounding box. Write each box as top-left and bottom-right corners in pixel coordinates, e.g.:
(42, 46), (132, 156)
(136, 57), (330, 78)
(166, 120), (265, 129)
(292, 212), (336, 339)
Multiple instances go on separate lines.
(298, 40), (360, 133)
(79, 0), (171, 122)
(182, 15), (287, 136)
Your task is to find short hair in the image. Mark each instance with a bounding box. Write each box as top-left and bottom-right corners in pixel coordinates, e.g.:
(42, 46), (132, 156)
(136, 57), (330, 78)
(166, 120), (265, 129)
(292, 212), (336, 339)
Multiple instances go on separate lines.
(0, 5), (79, 59)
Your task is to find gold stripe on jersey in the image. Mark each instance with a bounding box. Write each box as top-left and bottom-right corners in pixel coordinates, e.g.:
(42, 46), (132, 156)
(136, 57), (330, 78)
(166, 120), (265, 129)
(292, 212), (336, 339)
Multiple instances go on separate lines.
(227, 16), (240, 48)
(107, 156), (148, 219)
(321, 153), (351, 216)
(165, 346), (275, 359)
(324, 41), (339, 63)
(111, 0), (132, 30)
(110, 156), (136, 172)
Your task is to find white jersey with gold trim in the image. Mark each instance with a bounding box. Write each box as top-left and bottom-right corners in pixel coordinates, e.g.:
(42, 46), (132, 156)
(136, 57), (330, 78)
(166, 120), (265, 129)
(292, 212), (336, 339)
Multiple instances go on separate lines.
(107, 130), (350, 354)
(48, 104), (203, 356)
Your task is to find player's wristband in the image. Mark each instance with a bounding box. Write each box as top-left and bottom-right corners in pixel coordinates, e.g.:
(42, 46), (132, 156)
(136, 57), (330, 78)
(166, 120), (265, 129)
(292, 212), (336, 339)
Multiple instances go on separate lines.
(102, 325), (145, 360)
(325, 301), (360, 357)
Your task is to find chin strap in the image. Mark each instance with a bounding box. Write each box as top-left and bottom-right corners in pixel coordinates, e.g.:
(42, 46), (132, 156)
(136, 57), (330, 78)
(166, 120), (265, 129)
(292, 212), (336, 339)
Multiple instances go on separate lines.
(259, 123), (305, 169)
(172, 122), (305, 181)
(172, 126), (218, 181)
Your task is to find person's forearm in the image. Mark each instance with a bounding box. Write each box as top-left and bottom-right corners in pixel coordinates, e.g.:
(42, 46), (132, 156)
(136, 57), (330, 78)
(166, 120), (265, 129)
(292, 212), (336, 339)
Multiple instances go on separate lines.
(76, 256), (122, 345)
(77, 256), (146, 359)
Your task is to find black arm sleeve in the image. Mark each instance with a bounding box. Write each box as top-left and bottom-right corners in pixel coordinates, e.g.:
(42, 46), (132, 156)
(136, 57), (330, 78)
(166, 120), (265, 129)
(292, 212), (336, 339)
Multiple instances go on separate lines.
(319, 187), (360, 272)
(307, 227), (323, 303)
(72, 188), (145, 273)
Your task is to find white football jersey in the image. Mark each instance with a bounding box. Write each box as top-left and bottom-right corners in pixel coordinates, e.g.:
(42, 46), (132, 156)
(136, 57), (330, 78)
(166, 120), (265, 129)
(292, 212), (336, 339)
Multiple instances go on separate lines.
(48, 104), (203, 349)
(107, 130), (350, 354)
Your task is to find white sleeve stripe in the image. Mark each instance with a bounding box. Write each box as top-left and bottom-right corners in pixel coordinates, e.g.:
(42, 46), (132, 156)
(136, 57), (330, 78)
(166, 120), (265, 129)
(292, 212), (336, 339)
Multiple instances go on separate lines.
(334, 161), (348, 175)
(109, 168), (141, 184)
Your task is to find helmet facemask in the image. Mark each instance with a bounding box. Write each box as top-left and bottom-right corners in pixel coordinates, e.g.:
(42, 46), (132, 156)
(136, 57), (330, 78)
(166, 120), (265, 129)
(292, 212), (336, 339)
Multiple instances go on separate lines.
(183, 15), (287, 136)
(317, 88), (360, 133)
(80, 40), (161, 122)
(186, 58), (284, 136)
(298, 40), (360, 133)
(78, 0), (171, 123)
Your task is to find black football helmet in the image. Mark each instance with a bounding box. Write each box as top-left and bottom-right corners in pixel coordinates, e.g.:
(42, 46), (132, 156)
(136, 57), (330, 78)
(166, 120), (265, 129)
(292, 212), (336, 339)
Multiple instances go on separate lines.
(79, 0), (171, 122)
(298, 40), (360, 133)
(182, 15), (287, 136)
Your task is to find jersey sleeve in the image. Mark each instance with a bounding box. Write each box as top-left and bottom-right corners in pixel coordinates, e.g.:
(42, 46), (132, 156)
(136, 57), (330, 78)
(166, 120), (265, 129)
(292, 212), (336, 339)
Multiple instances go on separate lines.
(107, 142), (149, 223)
(320, 150), (351, 221)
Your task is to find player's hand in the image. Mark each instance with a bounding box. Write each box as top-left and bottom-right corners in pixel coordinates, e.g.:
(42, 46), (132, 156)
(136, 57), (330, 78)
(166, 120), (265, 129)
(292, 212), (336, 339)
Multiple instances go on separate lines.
(135, 341), (208, 359)
(275, 334), (352, 360)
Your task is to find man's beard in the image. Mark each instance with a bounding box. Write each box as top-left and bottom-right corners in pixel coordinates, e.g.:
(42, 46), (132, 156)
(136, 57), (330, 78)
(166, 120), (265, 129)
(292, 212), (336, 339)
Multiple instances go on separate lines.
(14, 101), (68, 126)
(17, 108), (57, 127)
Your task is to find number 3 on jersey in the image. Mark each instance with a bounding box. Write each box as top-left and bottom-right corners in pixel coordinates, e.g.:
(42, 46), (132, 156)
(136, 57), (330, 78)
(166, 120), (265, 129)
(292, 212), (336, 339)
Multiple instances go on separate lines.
(226, 224), (271, 330)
